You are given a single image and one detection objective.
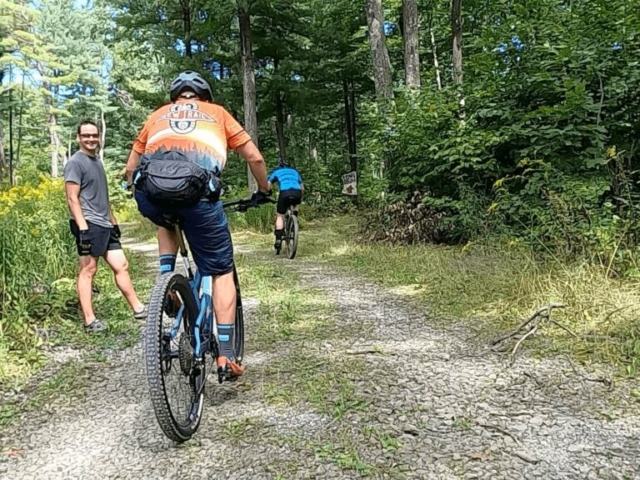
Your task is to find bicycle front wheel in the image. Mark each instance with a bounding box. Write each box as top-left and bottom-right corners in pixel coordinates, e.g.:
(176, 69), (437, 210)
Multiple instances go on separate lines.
(145, 272), (204, 442)
(285, 213), (299, 259)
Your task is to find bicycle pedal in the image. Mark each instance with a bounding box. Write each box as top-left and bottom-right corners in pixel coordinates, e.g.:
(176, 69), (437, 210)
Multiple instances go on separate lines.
(217, 366), (241, 384)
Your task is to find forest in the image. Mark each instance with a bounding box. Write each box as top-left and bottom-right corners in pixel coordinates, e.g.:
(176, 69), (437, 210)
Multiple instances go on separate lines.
(3, 0), (640, 252)
(2, 0), (640, 381)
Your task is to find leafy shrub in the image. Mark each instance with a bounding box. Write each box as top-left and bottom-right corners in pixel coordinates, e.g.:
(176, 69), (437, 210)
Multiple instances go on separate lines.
(0, 176), (78, 381)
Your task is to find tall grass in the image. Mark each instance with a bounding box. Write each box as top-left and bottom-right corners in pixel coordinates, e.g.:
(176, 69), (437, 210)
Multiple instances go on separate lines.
(238, 215), (640, 374)
(0, 177), (152, 385)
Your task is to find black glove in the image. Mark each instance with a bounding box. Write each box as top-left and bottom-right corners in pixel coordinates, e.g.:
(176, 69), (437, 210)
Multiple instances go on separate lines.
(250, 189), (272, 207)
(78, 230), (92, 256)
(112, 224), (121, 239)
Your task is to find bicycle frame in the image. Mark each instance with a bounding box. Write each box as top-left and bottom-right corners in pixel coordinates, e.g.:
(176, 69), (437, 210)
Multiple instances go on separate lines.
(167, 225), (216, 360)
(163, 197), (271, 359)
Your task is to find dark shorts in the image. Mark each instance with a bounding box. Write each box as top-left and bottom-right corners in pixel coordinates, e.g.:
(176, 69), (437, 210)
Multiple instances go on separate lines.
(135, 191), (234, 276)
(69, 220), (122, 257)
(277, 189), (302, 215)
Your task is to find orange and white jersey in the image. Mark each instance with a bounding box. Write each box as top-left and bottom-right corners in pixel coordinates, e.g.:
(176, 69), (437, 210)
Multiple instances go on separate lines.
(132, 99), (251, 174)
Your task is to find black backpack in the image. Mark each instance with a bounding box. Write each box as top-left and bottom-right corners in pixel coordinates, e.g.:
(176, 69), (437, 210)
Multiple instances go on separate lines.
(133, 150), (221, 207)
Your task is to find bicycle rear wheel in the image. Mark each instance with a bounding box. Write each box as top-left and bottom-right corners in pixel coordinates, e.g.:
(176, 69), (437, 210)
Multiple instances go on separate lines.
(285, 212), (299, 259)
(145, 272), (204, 442)
(232, 265), (245, 364)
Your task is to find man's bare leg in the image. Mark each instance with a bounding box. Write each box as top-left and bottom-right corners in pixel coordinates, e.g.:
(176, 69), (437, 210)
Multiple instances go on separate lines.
(213, 271), (241, 375)
(78, 256), (99, 325)
(103, 248), (145, 313)
(157, 226), (179, 256)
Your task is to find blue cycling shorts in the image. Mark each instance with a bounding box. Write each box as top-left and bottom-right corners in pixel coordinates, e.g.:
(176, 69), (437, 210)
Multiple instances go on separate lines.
(135, 191), (234, 276)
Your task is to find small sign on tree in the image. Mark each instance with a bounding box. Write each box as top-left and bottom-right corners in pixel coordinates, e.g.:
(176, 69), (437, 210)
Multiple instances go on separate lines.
(342, 171), (357, 196)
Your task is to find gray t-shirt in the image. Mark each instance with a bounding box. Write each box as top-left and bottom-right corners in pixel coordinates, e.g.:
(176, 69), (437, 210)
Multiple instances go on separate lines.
(63, 151), (112, 228)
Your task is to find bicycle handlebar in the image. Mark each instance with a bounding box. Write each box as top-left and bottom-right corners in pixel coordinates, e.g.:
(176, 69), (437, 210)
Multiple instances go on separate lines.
(222, 197), (276, 212)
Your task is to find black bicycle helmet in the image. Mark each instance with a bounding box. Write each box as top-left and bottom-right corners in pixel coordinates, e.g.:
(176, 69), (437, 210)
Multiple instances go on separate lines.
(170, 70), (213, 102)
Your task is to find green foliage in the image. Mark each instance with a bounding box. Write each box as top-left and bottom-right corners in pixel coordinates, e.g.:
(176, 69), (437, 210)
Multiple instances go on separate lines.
(0, 177), (76, 381)
(0, 176), (150, 383)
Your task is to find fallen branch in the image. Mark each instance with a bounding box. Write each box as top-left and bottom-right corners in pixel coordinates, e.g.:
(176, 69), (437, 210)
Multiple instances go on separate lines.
(491, 303), (565, 346)
(514, 450), (540, 464)
(548, 318), (578, 338)
(512, 323), (539, 356)
(563, 354), (613, 390)
(477, 422), (521, 446)
(345, 347), (385, 356)
(491, 303), (567, 359)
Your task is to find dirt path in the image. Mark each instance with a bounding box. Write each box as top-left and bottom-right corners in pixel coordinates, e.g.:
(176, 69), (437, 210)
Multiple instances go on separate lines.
(1, 233), (639, 480)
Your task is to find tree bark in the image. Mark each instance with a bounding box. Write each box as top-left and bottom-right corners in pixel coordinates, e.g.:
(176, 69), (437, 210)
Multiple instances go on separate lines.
(430, 29), (442, 90)
(8, 98), (14, 186)
(42, 82), (61, 178)
(349, 78), (357, 173)
(275, 91), (287, 164)
(451, 0), (463, 86)
(49, 111), (61, 178)
(309, 132), (318, 161)
(238, 0), (258, 192)
(99, 108), (106, 164)
(365, 0), (394, 100)
(180, 0), (192, 57)
(0, 111), (6, 182)
(343, 78), (357, 173)
(451, 0), (465, 122)
(402, 0), (420, 88)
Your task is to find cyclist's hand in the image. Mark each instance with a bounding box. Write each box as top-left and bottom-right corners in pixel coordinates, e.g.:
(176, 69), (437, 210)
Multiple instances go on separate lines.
(250, 189), (272, 207)
(79, 230), (92, 256)
(112, 224), (121, 239)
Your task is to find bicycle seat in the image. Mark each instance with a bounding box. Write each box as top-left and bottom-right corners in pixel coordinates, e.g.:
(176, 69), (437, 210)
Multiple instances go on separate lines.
(161, 213), (182, 228)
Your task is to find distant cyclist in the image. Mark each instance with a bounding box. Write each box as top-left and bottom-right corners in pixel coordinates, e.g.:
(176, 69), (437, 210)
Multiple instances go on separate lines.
(267, 162), (304, 253)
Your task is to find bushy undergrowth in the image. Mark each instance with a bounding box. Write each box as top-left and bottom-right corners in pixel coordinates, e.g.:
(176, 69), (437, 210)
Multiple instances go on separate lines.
(0, 176), (150, 385)
(241, 215), (640, 375)
(0, 177), (77, 382)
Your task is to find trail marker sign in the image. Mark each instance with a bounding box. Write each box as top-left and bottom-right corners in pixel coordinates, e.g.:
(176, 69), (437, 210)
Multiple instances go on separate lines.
(342, 171), (357, 196)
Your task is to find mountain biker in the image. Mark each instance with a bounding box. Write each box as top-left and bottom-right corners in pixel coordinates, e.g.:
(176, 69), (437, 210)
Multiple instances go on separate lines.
(267, 161), (304, 253)
(124, 70), (271, 378)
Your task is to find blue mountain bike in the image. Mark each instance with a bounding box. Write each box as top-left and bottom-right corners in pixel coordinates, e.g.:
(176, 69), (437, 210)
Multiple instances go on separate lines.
(144, 197), (268, 442)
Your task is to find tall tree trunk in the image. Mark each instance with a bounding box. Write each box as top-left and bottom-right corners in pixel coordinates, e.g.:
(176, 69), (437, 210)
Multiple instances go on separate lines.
(42, 83), (61, 178)
(402, 0), (420, 88)
(309, 132), (318, 161)
(451, 0), (464, 122)
(0, 69), (5, 182)
(0, 111), (5, 183)
(8, 96), (14, 186)
(451, 0), (463, 86)
(238, 0), (258, 192)
(430, 29), (442, 90)
(365, 0), (394, 100)
(180, 0), (192, 57)
(99, 108), (106, 164)
(49, 111), (60, 178)
(275, 91), (287, 164)
(349, 78), (357, 173)
(16, 73), (25, 168)
(342, 78), (357, 173)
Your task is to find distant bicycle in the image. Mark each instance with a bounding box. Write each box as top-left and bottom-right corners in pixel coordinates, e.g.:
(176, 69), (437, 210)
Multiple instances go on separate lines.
(275, 205), (299, 259)
(144, 197), (269, 442)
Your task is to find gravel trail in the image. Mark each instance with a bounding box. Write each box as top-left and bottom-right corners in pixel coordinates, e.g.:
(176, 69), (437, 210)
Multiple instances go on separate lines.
(1, 235), (639, 480)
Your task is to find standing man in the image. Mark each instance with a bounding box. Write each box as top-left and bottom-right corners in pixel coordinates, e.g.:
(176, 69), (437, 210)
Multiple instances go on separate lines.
(64, 120), (146, 332)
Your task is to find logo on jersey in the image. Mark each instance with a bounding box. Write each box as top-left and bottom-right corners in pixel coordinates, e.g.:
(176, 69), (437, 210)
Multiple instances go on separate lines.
(157, 103), (215, 134)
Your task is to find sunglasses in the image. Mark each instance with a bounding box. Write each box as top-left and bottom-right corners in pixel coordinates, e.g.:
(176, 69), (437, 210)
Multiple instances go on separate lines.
(80, 134), (99, 139)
